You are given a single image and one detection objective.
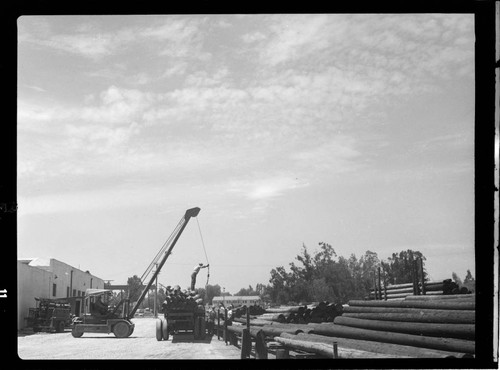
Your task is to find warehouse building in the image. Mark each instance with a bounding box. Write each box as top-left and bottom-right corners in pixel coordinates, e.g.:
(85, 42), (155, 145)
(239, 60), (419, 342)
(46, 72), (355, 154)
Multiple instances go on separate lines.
(17, 257), (105, 330)
(212, 295), (262, 307)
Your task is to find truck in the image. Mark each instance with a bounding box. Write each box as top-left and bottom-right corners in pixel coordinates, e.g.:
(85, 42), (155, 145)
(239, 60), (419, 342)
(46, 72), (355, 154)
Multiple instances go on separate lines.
(156, 290), (206, 341)
(71, 207), (202, 338)
(25, 297), (72, 333)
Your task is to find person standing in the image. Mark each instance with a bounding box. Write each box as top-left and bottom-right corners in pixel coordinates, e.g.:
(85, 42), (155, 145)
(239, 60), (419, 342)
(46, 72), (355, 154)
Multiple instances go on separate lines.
(191, 262), (209, 291)
(207, 307), (216, 335)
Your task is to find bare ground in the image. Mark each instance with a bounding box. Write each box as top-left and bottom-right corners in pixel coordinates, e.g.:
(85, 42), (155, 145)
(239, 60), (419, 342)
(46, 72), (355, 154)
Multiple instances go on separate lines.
(17, 317), (243, 360)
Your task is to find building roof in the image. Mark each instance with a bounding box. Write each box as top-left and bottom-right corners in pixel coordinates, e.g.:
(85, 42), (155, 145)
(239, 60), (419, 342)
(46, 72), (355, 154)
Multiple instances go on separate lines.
(212, 296), (261, 301)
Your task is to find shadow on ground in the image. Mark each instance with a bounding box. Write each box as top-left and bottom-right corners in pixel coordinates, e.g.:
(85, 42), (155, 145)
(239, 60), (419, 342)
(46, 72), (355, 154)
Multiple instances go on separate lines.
(171, 333), (214, 344)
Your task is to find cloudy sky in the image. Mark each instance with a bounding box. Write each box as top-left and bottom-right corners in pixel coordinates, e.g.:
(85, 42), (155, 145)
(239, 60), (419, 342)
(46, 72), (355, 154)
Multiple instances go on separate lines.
(17, 14), (475, 294)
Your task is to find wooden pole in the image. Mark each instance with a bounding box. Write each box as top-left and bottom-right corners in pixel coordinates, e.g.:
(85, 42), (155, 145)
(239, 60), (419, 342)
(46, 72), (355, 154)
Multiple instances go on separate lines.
(287, 332), (467, 358)
(373, 274), (379, 300)
(347, 299), (475, 310)
(274, 336), (335, 358)
(333, 341), (338, 358)
(342, 311), (474, 324)
(334, 316), (475, 340)
(377, 267), (382, 300)
(344, 305), (473, 314)
(310, 323), (475, 353)
(246, 306), (250, 331)
(241, 328), (252, 359)
(413, 259), (420, 295)
(382, 268), (388, 301)
(275, 349), (290, 359)
(255, 329), (268, 359)
(409, 252), (417, 295)
(217, 308), (220, 340)
(419, 258), (426, 295)
(261, 325), (304, 337)
(224, 308), (228, 344)
(405, 294), (475, 301)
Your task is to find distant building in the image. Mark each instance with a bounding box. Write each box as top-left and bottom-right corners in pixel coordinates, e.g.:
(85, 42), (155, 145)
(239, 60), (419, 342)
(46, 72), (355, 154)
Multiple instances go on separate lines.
(212, 295), (262, 307)
(17, 257), (105, 330)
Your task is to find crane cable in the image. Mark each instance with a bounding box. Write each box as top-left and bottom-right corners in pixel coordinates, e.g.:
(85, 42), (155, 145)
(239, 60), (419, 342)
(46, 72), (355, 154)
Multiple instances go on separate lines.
(195, 218), (210, 288)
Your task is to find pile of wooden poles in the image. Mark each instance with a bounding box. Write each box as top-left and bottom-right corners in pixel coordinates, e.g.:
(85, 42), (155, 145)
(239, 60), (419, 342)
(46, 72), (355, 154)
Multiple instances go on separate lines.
(312, 293), (475, 357)
(233, 305), (266, 318)
(233, 302), (343, 324)
(161, 285), (203, 311)
(219, 293), (475, 359)
(370, 279), (472, 300)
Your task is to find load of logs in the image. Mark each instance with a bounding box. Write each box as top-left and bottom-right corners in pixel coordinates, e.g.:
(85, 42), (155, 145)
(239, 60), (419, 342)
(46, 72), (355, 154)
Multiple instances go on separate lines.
(161, 285), (204, 312)
(218, 293), (475, 359)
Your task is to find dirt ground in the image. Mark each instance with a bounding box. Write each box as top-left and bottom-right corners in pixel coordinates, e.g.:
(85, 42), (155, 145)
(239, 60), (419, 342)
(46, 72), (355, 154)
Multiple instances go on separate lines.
(17, 317), (244, 360)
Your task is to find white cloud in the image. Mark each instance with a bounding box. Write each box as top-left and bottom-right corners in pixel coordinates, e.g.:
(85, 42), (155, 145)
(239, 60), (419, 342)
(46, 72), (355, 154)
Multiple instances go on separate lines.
(241, 31), (267, 43)
(227, 176), (309, 201)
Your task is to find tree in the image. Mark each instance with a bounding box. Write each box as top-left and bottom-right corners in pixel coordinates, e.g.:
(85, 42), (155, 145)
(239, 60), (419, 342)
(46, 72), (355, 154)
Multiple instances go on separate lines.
(205, 284), (222, 304)
(452, 272), (463, 286)
(235, 285), (259, 296)
(464, 270), (475, 284)
(127, 275), (144, 303)
(269, 266), (292, 304)
(381, 250), (426, 285)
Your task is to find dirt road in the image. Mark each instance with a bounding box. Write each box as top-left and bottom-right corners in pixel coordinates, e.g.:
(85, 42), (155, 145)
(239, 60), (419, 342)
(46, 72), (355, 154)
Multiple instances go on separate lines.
(18, 317), (243, 360)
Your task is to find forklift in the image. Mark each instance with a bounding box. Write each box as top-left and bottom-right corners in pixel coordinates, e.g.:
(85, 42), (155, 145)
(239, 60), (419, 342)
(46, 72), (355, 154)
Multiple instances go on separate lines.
(71, 207), (201, 338)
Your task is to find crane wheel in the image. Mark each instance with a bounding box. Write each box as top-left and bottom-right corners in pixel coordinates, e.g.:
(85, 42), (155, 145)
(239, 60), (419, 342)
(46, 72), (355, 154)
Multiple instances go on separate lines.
(55, 321), (65, 333)
(113, 321), (131, 338)
(156, 318), (163, 341)
(71, 326), (83, 338)
(194, 317), (200, 339)
(161, 318), (169, 341)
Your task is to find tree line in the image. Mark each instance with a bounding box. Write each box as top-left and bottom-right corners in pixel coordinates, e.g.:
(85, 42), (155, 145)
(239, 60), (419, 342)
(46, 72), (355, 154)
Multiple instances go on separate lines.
(119, 242), (474, 309)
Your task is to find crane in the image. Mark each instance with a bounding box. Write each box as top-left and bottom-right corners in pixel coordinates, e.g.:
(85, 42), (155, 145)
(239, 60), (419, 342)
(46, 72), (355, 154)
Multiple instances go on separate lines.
(71, 207), (201, 338)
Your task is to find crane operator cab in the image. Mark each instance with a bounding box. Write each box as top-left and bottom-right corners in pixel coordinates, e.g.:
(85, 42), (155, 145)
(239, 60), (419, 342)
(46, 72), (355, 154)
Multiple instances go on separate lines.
(71, 289), (134, 338)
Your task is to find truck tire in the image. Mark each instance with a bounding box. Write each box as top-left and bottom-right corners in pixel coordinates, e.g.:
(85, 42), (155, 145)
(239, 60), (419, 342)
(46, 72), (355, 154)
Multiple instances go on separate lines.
(199, 317), (206, 340)
(113, 321), (131, 338)
(161, 318), (169, 341)
(71, 326), (83, 338)
(156, 319), (163, 341)
(194, 317), (200, 339)
(55, 321), (65, 333)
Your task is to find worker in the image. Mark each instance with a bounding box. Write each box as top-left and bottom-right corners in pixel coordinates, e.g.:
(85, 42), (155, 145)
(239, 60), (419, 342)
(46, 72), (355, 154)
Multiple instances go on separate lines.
(190, 262), (209, 291)
(227, 305), (233, 325)
(207, 307), (216, 335)
(93, 296), (109, 316)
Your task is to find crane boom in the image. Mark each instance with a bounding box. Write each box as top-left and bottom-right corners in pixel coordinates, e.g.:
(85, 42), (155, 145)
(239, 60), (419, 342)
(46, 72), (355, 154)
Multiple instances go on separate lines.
(128, 207), (201, 318)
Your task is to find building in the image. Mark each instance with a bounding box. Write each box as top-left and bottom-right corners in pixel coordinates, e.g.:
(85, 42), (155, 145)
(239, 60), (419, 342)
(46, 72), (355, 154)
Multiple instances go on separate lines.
(17, 257), (106, 330)
(212, 295), (262, 307)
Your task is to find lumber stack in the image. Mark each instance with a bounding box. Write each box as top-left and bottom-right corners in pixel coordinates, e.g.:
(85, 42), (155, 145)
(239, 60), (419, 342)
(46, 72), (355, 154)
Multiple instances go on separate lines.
(161, 285), (203, 312)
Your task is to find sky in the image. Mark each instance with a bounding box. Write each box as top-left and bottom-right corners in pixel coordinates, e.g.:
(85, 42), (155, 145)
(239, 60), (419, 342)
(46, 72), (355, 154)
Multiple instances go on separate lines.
(17, 14), (475, 295)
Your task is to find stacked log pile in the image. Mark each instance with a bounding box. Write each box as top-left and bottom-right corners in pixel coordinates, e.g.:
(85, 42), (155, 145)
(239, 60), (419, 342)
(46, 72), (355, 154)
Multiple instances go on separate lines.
(221, 294), (475, 358)
(161, 286), (203, 312)
(309, 294), (475, 356)
(235, 302), (343, 324)
(370, 279), (473, 300)
(233, 305), (266, 317)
